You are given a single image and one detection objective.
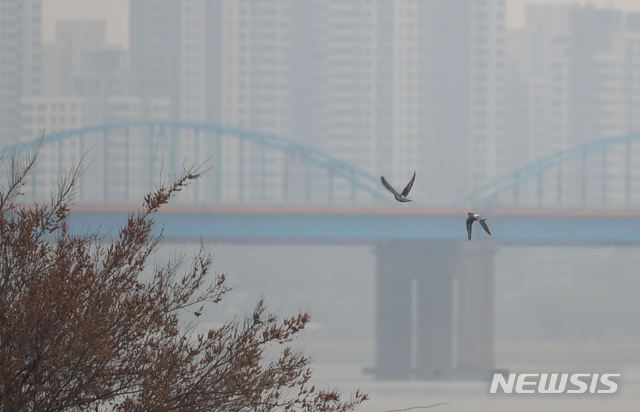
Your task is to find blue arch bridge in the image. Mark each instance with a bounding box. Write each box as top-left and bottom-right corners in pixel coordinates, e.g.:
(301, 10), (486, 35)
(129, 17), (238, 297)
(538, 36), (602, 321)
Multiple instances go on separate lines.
(16, 121), (640, 380)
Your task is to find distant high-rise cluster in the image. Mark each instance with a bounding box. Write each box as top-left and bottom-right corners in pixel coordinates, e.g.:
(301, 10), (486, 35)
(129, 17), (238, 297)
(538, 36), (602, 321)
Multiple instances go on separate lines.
(166, 0), (507, 204)
(0, 0), (42, 144)
(505, 4), (640, 205)
(3, 1), (640, 205)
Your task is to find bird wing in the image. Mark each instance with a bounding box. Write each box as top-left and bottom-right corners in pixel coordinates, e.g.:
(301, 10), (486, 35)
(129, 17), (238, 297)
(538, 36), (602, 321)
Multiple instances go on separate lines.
(381, 176), (401, 197)
(466, 216), (473, 241)
(401, 171), (416, 197)
(479, 219), (491, 235)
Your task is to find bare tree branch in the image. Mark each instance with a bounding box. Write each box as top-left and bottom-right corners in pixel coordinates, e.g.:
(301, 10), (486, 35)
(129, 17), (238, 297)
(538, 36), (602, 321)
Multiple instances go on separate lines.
(0, 145), (367, 411)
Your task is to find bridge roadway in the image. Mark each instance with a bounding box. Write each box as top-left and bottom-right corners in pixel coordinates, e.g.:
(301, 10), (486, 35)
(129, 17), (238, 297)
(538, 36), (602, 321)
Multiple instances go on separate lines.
(68, 206), (640, 380)
(69, 206), (640, 245)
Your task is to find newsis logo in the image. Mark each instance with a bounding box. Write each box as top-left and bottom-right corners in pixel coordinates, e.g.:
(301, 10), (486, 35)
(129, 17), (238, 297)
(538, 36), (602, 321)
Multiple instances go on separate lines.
(490, 373), (621, 394)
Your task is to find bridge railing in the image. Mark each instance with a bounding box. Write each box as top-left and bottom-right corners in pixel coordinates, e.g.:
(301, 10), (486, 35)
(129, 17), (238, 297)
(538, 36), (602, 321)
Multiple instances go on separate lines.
(16, 122), (391, 207)
(22, 123), (640, 210)
(459, 132), (640, 209)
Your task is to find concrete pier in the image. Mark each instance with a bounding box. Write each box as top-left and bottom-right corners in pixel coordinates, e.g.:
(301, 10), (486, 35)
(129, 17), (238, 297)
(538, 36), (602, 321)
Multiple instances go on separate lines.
(455, 242), (495, 379)
(374, 242), (413, 379)
(371, 239), (495, 380)
(415, 241), (456, 380)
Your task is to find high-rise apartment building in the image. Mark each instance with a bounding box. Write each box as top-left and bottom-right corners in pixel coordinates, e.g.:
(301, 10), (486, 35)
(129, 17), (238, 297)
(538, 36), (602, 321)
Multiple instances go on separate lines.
(0, 0), (42, 144)
(590, 12), (640, 206)
(130, 0), (208, 121)
(25, 20), (131, 139)
(129, 0), (181, 118)
(55, 20), (107, 95)
(390, 0), (507, 202)
(504, 5), (573, 173)
(216, 0), (292, 134)
(20, 96), (85, 138)
(178, 0), (207, 121)
(320, 1), (379, 174)
(593, 13), (640, 138)
(567, 6), (622, 147)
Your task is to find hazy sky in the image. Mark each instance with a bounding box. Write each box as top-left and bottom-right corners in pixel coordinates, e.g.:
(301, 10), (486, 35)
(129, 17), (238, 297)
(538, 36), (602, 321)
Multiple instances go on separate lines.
(42, 0), (640, 49)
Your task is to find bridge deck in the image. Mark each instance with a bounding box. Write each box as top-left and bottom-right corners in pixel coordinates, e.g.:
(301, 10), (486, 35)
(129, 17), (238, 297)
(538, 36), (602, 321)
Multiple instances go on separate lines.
(67, 206), (640, 245)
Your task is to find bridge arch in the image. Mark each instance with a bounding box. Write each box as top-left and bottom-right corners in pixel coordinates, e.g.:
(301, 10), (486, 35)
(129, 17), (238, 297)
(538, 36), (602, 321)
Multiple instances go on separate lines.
(17, 121), (388, 206)
(459, 131), (640, 208)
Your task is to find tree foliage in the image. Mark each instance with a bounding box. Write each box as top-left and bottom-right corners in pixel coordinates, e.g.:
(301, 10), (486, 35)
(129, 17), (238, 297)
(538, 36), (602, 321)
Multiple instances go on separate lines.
(0, 146), (367, 411)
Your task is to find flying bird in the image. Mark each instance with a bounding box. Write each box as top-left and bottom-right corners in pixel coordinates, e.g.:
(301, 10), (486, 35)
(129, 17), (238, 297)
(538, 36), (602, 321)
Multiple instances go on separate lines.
(381, 171), (416, 202)
(466, 212), (491, 241)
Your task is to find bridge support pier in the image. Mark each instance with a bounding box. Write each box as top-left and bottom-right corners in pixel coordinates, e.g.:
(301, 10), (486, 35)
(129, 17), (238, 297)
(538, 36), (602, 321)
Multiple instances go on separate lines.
(374, 242), (414, 379)
(416, 242), (456, 380)
(370, 240), (495, 381)
(455, 242), (495, 380)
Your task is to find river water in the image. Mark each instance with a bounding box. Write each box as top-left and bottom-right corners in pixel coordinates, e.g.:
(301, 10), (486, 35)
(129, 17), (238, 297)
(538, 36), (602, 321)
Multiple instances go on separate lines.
(309, 362), (640, 412)
(155, 243), (640, 411)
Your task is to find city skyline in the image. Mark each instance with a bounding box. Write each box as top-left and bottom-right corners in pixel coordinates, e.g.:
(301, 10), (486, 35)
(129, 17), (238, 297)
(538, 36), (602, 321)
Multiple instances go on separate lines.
(5, 0), (640, 207)
(40, 0), (640, 49)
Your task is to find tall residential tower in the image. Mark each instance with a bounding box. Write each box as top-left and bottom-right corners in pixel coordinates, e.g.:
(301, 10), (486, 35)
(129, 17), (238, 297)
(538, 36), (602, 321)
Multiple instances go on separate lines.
(0, 0), (42, 144)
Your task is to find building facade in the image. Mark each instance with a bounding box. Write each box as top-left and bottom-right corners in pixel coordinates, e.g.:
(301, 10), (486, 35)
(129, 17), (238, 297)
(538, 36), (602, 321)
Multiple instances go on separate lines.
(0, 0), (42, 144)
